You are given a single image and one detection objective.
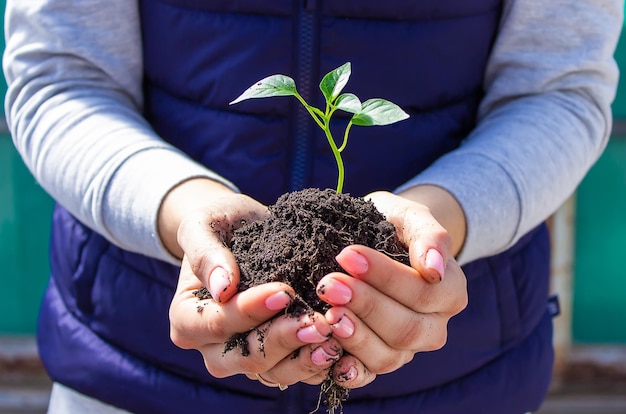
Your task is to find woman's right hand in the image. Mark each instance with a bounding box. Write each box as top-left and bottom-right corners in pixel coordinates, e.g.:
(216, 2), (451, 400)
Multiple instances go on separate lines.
(170, 256), (342, 387)
(160, 178), (342, 387)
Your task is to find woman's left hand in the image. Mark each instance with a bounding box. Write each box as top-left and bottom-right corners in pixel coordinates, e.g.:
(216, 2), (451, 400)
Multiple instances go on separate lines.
(316, 189), (469, 389)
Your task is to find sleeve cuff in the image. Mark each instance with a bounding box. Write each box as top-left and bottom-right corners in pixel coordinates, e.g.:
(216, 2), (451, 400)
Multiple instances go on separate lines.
(395, 152), (521, 265)
(102, 147), (239, 265)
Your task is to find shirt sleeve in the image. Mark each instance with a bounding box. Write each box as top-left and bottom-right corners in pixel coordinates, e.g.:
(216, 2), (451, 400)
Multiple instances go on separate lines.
(397, 0), (623, 265)
(3, 0), (238, 264)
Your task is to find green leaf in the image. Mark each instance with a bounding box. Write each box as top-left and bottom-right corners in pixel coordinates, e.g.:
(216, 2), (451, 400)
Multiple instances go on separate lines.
(334, 93), (361, 114)
(229, 74), (298, 105)
(351, 98), (410, 126)
(319, 62), (351, 103)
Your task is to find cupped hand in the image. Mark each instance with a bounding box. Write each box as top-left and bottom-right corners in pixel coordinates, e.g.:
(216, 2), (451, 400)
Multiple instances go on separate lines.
(315, 188), (469, 389)
(170, 257), (342, 387)
(162, 179), (342, 387)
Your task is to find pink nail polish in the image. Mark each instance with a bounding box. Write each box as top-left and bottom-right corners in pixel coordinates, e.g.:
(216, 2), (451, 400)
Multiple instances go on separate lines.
(331, 315), (355, 339)
(209, 267), (231, 302)
(297, 325), (329, 343)
(425, 249), (445, 281)
(317, 279), (352, 305)
(336, 248), (369, 275)
(311, 345), (340, 366)
(265, 291), (291, 311)
(336, 364), (358, 383)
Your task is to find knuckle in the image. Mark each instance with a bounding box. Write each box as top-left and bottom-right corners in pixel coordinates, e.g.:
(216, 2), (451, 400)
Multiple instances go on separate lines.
(455, 293), (469, 314)
(424, 334), (448, 352)
(422, 323), (448, 352)
(446, 284), (468, 316)
(353, 293), (377, 322)
(206, 318), (228, 339)
(169, 330), (194, 350)
(390, 316), (449, 352)
(302, 371), (329, 385)
(236, 357), (264, 374)
(270, 319), (295, 350)
(190, 250), (213, 281)
(402, 351), (416, 366)
(389, 316), (427, 349)
(204, 359), (230, 378)
(413, 287), (436, 312)
(169, 317), (206, 350)
(350, 335), (372, 355)
(369, 353), (405, 374)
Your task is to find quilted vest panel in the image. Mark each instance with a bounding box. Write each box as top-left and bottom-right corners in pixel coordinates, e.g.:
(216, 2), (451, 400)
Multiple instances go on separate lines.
(140, 0), (502, 203)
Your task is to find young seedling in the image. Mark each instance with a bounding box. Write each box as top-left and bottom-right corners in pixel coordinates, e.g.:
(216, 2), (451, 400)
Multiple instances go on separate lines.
(230, 62), (409, 193)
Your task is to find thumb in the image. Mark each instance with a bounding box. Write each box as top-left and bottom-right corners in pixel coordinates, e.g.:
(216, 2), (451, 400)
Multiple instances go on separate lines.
(177, 213), (241, 303)
(366, 191), (451, 284)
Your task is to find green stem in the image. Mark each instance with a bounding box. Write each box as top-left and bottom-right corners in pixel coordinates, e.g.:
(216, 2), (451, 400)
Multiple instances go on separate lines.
(294, 92), (345, 192)
(338, 121), (353, 153)
(323, 127), (344, 193)
(294, 93), (325, 130)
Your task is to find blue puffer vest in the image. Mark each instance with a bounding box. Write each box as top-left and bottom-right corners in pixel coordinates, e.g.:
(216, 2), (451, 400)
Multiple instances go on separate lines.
(38, 1), (554, 413)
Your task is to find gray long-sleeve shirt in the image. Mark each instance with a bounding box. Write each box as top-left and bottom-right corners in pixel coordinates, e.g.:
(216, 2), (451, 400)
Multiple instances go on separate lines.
(3, 0), (623, 265)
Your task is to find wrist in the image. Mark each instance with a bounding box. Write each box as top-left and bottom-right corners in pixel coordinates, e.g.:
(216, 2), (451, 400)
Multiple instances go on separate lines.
(157, 177), (236, 259)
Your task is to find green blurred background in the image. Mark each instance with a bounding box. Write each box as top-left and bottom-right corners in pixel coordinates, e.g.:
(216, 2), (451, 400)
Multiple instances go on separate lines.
(0, 2), (625, 345)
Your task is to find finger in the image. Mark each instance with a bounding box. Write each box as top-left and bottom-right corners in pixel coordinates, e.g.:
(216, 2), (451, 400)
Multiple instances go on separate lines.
(320, 276), (449, 353)
(331, 354), (376, 389)
(178, 215), (241, 302)
(169, 258), (295, 349)
(203, 312), (336, 378)
(244, 339), (343, 387)
(325, 307), (416, 373)
(334, 245), (467, 316)
(366, 191), (451, 283)
(300, 370), (332, 386)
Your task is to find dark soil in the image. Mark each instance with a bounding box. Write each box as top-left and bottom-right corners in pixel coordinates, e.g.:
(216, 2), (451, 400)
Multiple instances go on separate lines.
(199, 188), (409, 413)
(232, 188), (409, 315)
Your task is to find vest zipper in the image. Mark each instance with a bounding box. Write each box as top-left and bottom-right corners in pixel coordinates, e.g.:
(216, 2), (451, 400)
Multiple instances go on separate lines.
(290, 0), (318, 191)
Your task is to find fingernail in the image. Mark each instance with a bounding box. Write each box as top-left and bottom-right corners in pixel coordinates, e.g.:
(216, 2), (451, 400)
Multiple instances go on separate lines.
(425, 249), (445, 282)
(317, 279), (352, 305)
(331, 315), (355, 339)
(297, 325), (329, 344)
(311, 344), (341, 366)
(265, 291), (292, 311)
(336, 363), (358, 383)
(209, 267), (231, 302)
(336, 248), (369, 275)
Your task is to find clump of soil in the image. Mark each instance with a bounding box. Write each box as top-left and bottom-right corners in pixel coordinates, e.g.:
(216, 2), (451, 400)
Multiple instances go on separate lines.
(232, 188), (409, 314)
(200, 188), (409, 413)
